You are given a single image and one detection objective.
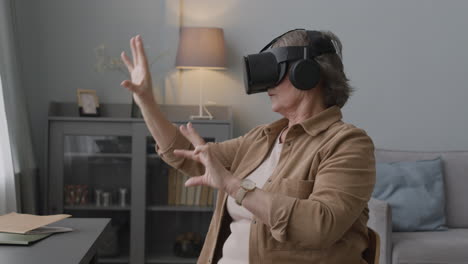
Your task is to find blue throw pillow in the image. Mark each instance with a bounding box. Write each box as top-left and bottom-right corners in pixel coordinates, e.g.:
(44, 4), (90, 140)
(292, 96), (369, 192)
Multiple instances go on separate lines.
(372, 158), (447, 232)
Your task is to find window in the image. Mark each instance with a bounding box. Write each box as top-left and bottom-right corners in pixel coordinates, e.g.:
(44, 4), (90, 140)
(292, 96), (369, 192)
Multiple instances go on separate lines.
(0, 74), (16, 214)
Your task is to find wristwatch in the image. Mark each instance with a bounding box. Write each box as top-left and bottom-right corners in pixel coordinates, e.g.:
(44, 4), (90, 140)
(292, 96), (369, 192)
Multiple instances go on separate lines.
(235, 179), (256, 206)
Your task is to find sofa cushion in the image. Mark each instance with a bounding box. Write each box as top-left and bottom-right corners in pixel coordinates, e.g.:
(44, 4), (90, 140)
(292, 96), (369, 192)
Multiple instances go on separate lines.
(392, 228), (468, 264)
(373, 158), (447, 231)
(375, 149), (468, 228)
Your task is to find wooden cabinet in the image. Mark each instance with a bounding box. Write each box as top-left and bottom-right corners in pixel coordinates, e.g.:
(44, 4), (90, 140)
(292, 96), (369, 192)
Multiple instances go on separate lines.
(47, 102), (232, 264)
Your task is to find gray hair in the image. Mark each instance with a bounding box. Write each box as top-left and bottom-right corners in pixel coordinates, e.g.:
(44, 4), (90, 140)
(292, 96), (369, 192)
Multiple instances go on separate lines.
(271, 30), (353, 108)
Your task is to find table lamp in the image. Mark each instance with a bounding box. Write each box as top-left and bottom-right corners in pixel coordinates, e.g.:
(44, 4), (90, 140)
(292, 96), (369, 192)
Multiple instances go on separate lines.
(176, 27), (226, 120)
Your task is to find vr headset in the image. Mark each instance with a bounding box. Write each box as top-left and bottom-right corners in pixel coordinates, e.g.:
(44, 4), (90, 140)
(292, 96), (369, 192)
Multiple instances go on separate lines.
(243, 29), (337, 94)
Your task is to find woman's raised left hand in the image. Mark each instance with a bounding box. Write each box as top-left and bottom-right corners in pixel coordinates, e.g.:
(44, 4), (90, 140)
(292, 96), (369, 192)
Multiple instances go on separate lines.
(173, 122), (235, 191)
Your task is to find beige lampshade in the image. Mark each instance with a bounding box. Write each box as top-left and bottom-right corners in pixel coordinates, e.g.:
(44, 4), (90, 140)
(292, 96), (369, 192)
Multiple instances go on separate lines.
(176, 27), (226, 69)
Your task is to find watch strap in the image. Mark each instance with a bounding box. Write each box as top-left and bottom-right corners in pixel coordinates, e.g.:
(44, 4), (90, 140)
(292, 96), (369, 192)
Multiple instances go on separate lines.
(235, 187), (249, 206)
(235, 179), (256, 206)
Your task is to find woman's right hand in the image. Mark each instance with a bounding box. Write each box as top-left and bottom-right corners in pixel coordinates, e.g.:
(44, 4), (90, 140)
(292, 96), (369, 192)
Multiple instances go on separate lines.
(121, 35), (155, 107)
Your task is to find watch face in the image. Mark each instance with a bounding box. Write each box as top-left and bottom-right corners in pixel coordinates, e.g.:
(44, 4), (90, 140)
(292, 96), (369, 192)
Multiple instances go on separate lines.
(242, 179), (256, 190)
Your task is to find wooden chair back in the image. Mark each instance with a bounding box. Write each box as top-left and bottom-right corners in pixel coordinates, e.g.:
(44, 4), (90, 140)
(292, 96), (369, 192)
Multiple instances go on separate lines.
(363, 227), (380, 264)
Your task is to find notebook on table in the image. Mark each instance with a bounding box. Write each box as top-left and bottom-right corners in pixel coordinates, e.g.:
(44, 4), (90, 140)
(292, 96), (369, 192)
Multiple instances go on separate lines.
(0, 212), (73, 245)
(0, 232), (52, 245)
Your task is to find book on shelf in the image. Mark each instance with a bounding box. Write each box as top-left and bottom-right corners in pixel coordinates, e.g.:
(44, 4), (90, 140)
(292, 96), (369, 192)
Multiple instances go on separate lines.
(180, 174), (188, 205)
(194, 185), (201, 206)
(199, 186), (208, 207)
(207, 187), (213, 206)
(167, 168), (177, 206)
(186, 184), (195, 206)
(174, 169), (182, 206)
(166, 168), (215, 207)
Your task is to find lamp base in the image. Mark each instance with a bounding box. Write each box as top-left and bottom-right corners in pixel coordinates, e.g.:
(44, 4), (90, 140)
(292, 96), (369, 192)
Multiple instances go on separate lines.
(190, 115), (214, 120)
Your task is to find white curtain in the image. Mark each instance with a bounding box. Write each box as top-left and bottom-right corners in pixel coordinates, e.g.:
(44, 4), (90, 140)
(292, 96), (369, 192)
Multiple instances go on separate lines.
(0, 0), (37, 214)
(0, 77), (17, 214)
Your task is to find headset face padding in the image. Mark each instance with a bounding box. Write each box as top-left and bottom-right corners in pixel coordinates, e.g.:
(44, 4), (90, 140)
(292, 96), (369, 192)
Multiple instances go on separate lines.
(289, 59), (321, 90)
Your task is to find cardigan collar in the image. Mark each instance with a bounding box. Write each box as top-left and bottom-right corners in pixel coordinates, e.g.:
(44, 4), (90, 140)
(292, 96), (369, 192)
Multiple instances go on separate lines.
(263, 105), (343, 137)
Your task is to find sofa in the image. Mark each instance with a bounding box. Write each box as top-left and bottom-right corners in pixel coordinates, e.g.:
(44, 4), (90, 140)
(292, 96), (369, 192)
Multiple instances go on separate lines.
(367, 149), (468, 264)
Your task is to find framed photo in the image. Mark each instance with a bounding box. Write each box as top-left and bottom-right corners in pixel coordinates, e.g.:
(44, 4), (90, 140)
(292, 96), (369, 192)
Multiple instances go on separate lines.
(77, 89), (100, 117)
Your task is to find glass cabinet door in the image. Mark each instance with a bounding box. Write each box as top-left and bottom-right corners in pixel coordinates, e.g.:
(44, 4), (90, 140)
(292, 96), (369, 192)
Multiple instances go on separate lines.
(62, 135), (132, 264)
(63, 135), (132, 209)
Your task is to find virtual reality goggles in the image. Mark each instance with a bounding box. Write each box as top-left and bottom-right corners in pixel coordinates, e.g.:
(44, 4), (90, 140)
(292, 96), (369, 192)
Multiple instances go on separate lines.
(243, 29), (337, 94)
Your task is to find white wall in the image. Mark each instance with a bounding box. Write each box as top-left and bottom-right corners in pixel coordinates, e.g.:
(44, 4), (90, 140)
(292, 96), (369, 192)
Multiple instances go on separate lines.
(15, 0), (468, 174)
(176, 0), (468, 151)
(15, 0), (180, 170)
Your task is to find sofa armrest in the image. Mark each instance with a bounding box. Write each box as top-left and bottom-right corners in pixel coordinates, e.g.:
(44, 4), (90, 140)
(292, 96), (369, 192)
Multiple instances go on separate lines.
(368, 198), (392, 264)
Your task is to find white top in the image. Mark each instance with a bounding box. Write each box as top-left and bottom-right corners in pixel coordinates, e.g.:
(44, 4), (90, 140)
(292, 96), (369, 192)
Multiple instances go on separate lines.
(218, 135), (283, 264)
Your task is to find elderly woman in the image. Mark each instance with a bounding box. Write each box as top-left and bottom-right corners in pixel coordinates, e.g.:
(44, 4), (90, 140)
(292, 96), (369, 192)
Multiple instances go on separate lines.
(121, 29), (375, 264)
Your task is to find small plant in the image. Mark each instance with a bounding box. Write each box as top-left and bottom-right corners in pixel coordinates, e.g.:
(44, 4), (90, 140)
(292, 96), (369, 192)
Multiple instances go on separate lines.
(94, 44), (130, 78)
(94, 43), (170, 117)
(94, 44), (168, 78)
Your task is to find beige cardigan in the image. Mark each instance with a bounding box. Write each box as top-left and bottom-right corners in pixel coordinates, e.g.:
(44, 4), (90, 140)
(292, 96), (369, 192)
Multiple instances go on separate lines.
(157, 106), (376, 264)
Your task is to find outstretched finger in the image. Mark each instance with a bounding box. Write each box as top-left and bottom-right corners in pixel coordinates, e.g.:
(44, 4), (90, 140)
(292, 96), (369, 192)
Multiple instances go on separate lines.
(179, 122), (206, 147)
(130, 37), (139, 65)
(185, 176), (205, 187)
(136, 35), (149, 67)
(173, 149), (202, 163)
(121, 51), (134, 72)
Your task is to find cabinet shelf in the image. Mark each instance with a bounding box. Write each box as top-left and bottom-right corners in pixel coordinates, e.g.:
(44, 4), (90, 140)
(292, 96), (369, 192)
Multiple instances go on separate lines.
(146, 253), (197, 264)
(146, 205), (214, 212)
(99, 248), (130, 263)
(99, 255), (129, 263)
(65, 152), (132, 158)
(64, 205), (131, 211)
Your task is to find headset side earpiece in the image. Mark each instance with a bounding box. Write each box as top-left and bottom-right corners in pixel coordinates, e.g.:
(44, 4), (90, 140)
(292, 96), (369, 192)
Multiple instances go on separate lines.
(289, 58), (321, 90)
